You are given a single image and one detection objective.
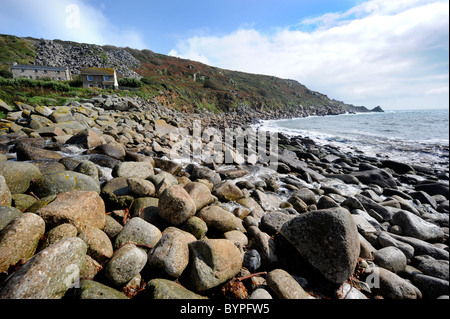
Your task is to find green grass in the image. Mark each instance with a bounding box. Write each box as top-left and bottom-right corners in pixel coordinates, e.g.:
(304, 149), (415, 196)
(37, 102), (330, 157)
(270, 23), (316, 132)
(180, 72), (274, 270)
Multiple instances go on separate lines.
(0, 34), (36, 73)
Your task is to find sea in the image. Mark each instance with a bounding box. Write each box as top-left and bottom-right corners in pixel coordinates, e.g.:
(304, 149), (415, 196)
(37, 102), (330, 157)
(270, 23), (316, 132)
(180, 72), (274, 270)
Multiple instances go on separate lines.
(257, 108), (449, 171)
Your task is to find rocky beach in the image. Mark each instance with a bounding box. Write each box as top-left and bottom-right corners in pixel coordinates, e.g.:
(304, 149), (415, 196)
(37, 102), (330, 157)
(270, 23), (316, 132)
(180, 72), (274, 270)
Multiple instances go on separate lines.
(0, 94), (448, 300)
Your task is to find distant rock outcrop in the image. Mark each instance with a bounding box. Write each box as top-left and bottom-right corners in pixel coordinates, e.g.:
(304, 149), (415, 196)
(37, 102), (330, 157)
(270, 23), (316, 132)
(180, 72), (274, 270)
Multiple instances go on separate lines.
(371, 106), (384, 112)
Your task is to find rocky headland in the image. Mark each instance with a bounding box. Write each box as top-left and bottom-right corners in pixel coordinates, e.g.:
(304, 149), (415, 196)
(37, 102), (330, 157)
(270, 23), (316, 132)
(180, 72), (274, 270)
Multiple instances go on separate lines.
(0, 95), (448, 300)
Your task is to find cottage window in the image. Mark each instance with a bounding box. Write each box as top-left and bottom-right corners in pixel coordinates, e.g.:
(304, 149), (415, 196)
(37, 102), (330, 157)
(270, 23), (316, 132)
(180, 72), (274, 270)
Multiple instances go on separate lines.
(87, 75), (93, 81)
(34, 69), (38, 73)
(21, 69), (24, 72)
(104, 76), (110, 81)
(44, 70), (47, 74)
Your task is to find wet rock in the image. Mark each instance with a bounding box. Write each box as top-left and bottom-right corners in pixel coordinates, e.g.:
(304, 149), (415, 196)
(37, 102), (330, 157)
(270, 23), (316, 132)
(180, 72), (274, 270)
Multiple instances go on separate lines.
(291, 188), (317, 205)
(352, 168), (397, 189)
(389, 233), (449, 260)
(16, 145), (62, 161)
(0, 213), (46, 273)
(0, 237), (87, 299)
(392, 210), (444, 242)
(188, 239), (243, 291)
(381, 160), (415, 174)
(188, 165), (221, 185)
(416, 258), (449, 281)
(412, 273), (449, 299)
(66, 128), (103, 149)
(153, 158), (182, 175)
(378, 232), (415, 259)
(281, 207), (360, 284)
(158, 185), (196, 226)
(212, 180), (244, 202)
(88, 154), (120, 169)
(36, 190), (105, 231)
(415, 182), (449, 199)
(89, 142), (126, 160)
(355, 194), (393, 222)
(104, 244), (147, 286)
(252, 189), (282, 212)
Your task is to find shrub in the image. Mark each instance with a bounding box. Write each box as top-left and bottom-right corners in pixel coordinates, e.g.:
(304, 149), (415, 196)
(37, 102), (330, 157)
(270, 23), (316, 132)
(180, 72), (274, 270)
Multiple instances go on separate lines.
(203, 78), (225, 91)
(0, 77), (70, 91)
(0, 70), (13, 79)
(118, 77), (144, 88)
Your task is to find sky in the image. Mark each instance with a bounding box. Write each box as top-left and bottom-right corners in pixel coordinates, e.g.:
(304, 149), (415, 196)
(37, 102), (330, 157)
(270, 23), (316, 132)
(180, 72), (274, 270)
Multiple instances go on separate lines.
(0, 0), (448, 110)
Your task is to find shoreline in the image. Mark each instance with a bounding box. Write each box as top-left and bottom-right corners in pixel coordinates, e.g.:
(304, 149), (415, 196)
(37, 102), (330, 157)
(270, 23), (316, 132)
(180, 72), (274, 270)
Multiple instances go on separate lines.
(254, 111), (449, 173)
(0, 95), (448, 300)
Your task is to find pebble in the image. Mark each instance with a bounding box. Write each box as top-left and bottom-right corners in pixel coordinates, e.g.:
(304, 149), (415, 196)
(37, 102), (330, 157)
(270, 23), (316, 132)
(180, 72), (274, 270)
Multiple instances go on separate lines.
(0, 95), (448, 301)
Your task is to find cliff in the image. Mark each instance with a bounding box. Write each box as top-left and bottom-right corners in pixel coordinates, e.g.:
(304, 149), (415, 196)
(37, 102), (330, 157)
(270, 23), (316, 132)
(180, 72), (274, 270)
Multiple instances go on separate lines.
(0, 34), (382, 117)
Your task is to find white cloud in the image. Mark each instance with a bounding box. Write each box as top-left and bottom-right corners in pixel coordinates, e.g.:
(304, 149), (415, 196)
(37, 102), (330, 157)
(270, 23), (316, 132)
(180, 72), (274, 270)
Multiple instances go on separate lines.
(0, 0), (147, 49)
(170, 0), (449, 110)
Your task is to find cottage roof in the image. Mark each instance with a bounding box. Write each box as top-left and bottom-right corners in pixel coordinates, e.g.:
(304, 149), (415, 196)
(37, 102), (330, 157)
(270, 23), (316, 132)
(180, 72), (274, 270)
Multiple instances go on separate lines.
(11, 64), (69, 72)
(80, 67), (116, 75)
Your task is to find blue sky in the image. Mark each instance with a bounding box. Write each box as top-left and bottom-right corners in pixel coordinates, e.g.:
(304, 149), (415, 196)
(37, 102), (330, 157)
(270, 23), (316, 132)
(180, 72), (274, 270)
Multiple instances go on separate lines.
(0, 0), (448, 110)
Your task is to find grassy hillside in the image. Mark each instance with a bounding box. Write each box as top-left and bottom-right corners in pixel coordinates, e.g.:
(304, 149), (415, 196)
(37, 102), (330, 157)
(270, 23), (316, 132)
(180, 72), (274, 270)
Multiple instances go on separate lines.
(0, 34), (36, 75)
(0, 34), (366, 114)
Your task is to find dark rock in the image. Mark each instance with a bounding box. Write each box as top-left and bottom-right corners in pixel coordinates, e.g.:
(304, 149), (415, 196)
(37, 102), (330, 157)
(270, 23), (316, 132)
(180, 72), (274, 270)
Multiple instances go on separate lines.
(415, 182), (449, 199)
(260, 211), (294, 235)
(412, 273), (449, 299)
(101, 177), (134, 209)
(352, 168), (398, 189)
(391, 210), (444, 242)
(88, 142), (126, 160)
(381, 160), (415, 174)
(280, 207), (360, 284)
(243, 249), (261, 272)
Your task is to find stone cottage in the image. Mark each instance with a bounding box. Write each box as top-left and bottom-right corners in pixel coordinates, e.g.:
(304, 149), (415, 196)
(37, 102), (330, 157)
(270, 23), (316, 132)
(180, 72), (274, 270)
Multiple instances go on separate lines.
(80, 67), (118, 89)
(11, 64), (72, 81)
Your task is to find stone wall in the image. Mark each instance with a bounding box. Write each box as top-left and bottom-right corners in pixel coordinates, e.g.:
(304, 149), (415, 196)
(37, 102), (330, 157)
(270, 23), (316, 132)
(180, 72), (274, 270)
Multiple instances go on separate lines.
(11, 66), (71, 81)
